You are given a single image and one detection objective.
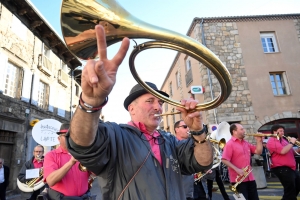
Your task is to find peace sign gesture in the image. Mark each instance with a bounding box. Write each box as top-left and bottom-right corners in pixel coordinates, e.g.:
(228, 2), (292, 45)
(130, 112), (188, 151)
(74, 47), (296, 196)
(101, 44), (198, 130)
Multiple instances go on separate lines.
(81, 25), (130, 107)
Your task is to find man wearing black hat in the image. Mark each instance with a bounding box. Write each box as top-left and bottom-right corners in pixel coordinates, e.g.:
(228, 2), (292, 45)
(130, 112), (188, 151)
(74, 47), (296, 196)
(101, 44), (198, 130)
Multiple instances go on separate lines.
(66, 25), (213, 200)
(43, 123), (92, 200)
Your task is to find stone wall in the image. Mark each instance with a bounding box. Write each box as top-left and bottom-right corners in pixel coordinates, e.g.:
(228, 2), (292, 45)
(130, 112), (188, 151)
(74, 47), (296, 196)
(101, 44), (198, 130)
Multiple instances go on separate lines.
(193, 21), (256, 135)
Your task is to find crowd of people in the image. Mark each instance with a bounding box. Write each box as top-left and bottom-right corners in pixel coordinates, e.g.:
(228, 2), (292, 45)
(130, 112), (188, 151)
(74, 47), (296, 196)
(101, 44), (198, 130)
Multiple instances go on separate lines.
(1, 24), (300, 200)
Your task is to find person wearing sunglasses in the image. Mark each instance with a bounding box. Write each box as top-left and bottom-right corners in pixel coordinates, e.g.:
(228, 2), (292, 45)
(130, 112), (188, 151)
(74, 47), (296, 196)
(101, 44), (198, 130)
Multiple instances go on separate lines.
(0, 158), (9, 200)
(174, 120), (194, 200)
(66, 25), (213, 200)
(18, 145), (45, 200)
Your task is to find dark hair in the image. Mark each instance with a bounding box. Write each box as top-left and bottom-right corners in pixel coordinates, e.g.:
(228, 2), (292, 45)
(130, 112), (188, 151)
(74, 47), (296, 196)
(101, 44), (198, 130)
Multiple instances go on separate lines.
(174, 120), (183, 133)
(271, 124), (285, 133)
(229, 124), (238, 135)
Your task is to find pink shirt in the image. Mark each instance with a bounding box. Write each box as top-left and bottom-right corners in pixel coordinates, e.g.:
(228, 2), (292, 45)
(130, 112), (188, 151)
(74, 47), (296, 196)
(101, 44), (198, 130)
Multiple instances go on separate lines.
(43, 146), (89, 196)
(33, 158), (43, 169)
(128, 121), (162, 165)
(267, 137), (296, 170)
(222, 136), (256, 183)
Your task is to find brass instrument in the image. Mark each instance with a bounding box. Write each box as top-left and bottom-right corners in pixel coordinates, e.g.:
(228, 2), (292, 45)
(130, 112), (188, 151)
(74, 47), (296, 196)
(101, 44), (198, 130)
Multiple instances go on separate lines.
(194, 170), (211, 182)
(26, 167), (43, 187)
(60, 0), (232, 112)
(246, 133), (279, 139)
(210, 138), (226, 149)
(17, 167), (45, 192)
(282, 135), (300, 147)
(229, 165), (252, 197)
(79, 163), (96, 189)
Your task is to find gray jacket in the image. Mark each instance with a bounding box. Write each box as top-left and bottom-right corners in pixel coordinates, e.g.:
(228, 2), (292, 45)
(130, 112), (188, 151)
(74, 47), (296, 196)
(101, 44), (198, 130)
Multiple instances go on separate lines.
(67, 121), (212, 200)
(18, 157), (35, 183)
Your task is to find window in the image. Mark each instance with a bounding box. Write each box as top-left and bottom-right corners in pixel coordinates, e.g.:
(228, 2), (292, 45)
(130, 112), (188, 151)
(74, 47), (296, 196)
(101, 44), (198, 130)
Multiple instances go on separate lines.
(43, 45), (51, 59)
(260, 33), (279, 53)
(61, 61), (69, 73)
(172, 108), (175, 126)
(185, 56), (193, 86)
(4, 62), (20, 98)
(169, 82), (173, 97)
(185, 57), (191, 72)
(37, 81), (49, 109)
(164, 102), (168, 112)
(269, 72), (290, 96)
(176, 71), (180, 88)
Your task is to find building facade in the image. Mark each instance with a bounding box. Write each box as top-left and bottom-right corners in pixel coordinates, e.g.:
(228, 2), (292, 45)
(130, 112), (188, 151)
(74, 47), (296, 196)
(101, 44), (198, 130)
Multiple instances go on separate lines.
(161, 14), (300, 138)
(0, 1), (82, 191)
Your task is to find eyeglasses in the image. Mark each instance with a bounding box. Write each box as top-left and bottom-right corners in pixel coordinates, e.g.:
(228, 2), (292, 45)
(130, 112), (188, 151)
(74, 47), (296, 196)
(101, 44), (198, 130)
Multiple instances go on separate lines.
(178, 125), (188, 129)
(34, 151), (44, 153)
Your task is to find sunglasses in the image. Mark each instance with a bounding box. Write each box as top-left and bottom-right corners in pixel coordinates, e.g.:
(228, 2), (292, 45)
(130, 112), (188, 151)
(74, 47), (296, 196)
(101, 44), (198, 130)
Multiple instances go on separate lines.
(178, 125), (188, 129)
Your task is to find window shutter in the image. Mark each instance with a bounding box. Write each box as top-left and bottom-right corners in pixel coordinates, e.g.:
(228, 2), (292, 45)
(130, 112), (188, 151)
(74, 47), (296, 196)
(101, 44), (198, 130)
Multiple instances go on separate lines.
(44, 84), (50, 110)
(0, 52), (8, 93)
(57, 89), (66, 117)
(21, 68), (33, 102)
(48, 86), (55, 112)
(31, 73), (40, 106)
(17, 69), (24, 99)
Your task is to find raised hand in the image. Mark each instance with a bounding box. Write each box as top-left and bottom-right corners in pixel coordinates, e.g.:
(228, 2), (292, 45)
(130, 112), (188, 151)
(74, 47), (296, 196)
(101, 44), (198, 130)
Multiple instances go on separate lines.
(81, 25), (130, 107)
(176, 98), (203, 131)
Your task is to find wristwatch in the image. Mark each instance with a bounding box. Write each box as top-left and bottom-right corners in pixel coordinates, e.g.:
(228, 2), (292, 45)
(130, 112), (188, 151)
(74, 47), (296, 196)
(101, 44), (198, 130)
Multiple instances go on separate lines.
(190, 124), (208, 136)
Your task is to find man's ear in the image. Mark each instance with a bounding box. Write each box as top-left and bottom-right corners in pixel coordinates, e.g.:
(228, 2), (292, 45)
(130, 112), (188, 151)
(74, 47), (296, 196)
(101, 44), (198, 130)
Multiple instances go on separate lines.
(128, 104), (135, 115)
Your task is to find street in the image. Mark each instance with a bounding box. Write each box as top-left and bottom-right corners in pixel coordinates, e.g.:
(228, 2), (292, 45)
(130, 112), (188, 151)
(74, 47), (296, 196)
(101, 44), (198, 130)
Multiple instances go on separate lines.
(7, 176), (300, 200)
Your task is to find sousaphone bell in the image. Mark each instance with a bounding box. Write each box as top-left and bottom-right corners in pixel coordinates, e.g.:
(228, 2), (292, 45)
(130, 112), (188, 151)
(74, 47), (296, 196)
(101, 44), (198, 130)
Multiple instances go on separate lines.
(60, 0), (232, 111)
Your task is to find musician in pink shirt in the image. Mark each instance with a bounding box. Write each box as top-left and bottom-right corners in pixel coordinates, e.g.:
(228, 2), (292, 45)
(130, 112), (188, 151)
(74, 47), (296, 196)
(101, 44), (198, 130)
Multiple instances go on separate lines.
(267, 124), (300, 200)
(43, 123), (91, 200)
(222, 123), (262, 200)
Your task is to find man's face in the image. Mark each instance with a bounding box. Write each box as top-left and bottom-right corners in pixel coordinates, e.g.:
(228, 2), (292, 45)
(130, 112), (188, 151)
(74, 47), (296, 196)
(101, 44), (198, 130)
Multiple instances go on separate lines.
(275, 128), (284, 137)
(175, 121), (190, 140)
(233, 124), (245, 139)
(129, 93), (163, 130)
(58, 134), (67, 150)
(33, 146), (44, 160)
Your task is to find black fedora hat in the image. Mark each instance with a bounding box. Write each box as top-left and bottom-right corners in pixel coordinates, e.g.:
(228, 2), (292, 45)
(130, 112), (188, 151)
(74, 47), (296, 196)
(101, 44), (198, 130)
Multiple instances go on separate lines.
(56, 123), (70, 135)
(123, 82), (169, 111)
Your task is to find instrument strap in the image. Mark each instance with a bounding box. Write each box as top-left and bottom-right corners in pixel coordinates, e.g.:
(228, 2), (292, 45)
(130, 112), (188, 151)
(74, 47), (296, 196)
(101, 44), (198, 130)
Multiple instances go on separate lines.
(117, 150), (151, 200)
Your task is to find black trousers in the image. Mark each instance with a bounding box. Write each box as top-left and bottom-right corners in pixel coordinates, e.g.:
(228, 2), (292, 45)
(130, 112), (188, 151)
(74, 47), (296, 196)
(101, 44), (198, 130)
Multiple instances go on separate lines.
(232, 180), (259, 200)
(207, 169), (230, 200)
(0, 182), (7, 200)
(272, 166), (300, 200)
(194, 181), (209, 200)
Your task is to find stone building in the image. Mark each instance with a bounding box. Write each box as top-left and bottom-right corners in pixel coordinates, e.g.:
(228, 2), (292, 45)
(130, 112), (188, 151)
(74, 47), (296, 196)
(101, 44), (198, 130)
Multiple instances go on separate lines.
(0, 0), (82, 191)
(160, 14), (300, 139)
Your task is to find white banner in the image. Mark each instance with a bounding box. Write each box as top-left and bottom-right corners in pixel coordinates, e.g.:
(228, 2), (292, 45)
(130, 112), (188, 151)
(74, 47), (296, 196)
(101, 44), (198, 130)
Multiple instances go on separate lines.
(32, 119), (61, 146)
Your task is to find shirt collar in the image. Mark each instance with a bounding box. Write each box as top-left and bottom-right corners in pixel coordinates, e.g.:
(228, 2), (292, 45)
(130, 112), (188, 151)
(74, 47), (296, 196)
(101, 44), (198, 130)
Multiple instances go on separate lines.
(128, 121), (158, 136)
(232, 136), (244, 142)
(57, 146), (69, 153)
(33, 158), (43, 163)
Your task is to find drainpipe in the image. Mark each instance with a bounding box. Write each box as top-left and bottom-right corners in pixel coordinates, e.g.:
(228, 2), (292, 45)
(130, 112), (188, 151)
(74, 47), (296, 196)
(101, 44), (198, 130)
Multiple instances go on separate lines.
(200, 19), (218, 124)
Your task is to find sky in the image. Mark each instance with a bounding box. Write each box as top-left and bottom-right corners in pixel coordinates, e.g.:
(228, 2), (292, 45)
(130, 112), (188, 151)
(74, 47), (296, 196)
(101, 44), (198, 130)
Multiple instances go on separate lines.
(30, 0), (300, 124)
